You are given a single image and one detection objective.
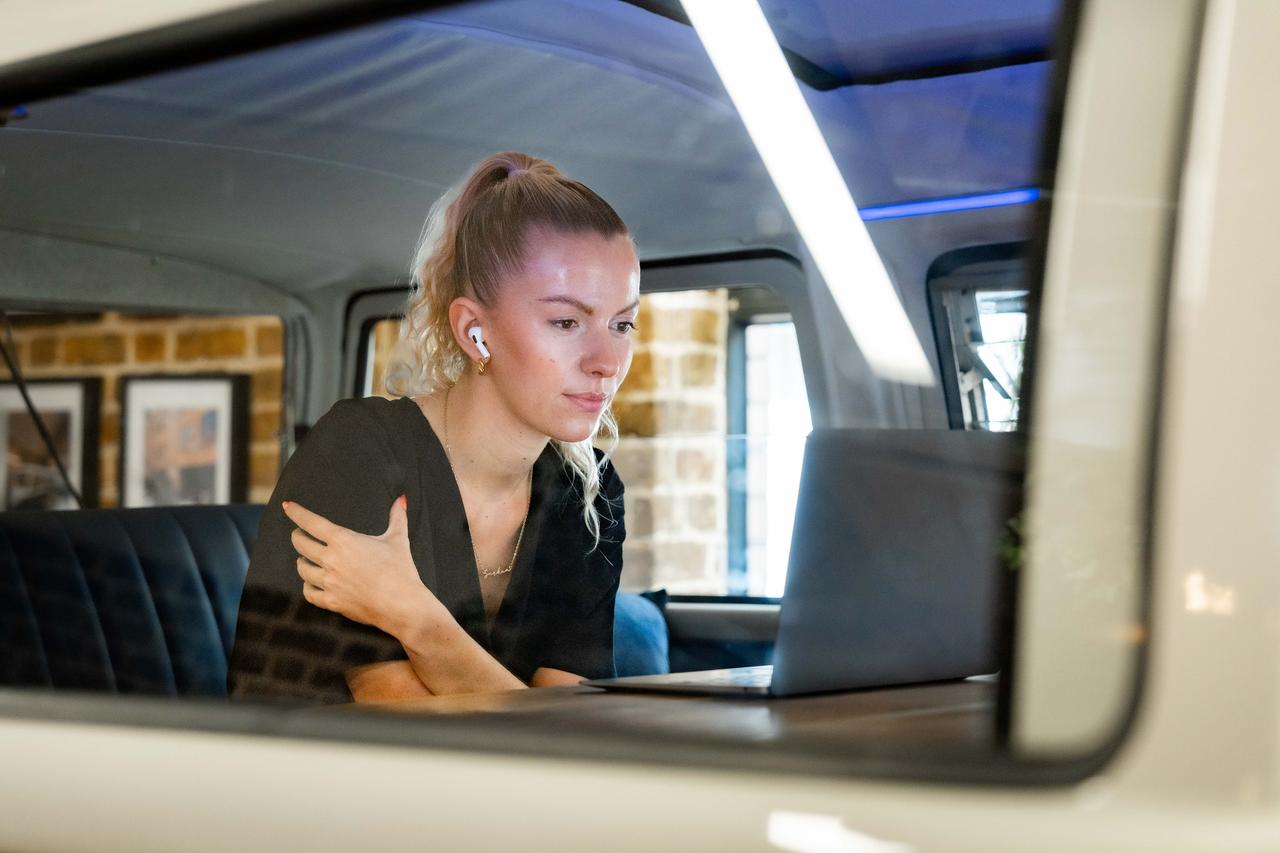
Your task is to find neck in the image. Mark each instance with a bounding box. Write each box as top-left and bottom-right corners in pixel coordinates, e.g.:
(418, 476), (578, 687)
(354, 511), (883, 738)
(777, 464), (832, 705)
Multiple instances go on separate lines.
(442, 375), (547, 497)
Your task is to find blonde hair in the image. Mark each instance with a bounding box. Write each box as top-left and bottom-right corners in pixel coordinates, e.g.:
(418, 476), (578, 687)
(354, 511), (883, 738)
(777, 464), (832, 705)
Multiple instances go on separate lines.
(385, 151), (630, 545)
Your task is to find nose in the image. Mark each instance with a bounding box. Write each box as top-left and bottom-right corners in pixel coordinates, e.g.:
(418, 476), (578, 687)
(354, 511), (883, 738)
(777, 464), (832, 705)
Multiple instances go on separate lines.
(582, 325), (625, 380)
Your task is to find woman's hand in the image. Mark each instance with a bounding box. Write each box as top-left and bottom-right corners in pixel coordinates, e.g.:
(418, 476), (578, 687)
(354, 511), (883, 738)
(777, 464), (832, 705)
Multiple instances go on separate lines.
(284, 496), (436, 636)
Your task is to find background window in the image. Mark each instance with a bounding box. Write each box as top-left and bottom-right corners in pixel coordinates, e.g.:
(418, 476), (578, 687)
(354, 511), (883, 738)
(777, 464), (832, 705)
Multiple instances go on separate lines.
(361, 284), (811, 597)
(363, 317), (400, 401)
(739, 320), (811, 597)
(930, 250), (1030, 432)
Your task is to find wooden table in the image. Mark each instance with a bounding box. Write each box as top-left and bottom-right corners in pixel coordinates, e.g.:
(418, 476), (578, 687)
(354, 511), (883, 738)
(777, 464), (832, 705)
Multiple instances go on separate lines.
(363, 679), (997, 759)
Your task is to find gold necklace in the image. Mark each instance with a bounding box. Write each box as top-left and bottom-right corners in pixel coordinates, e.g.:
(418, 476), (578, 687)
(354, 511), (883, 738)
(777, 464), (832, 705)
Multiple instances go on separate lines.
(441, 386), (531, 580)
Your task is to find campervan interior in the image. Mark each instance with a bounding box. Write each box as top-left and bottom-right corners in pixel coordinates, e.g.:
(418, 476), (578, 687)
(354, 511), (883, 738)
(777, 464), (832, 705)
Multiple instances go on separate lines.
(0, 0), (1061, 760)
(6, 0), (1275, 849)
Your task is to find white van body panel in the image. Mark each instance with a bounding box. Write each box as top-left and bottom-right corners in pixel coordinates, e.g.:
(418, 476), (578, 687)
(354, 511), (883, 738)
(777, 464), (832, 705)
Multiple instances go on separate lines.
(1, 711), (1278, 852)
(0, 0), (269, 68)
(1, 0), (1279, 849)
(1013, 0), (1198, 753)
(1120, 0), (1280, 807)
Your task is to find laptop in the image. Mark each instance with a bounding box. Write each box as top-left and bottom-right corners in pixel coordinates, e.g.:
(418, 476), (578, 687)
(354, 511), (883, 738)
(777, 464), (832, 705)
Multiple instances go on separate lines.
(584, 428), (1025, 697)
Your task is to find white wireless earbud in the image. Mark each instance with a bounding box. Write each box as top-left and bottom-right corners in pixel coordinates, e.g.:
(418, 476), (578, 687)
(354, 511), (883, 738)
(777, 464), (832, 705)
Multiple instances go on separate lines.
(467, 325), (491, 359)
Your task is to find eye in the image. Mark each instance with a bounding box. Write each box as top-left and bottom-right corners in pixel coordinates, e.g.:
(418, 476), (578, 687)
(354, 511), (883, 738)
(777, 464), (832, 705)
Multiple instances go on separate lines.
(614, 320), (638, 335)
(551, 318), (579, 330)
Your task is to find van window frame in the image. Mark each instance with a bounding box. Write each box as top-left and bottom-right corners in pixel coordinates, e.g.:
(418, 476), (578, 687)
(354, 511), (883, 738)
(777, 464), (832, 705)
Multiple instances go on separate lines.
(926, 243), (1031, 431)
(346, 250), (818, 605)
(0, 0), (1196, 790)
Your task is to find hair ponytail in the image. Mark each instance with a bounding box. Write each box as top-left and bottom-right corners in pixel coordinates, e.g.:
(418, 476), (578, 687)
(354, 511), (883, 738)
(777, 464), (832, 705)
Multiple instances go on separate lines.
(384, 152), (630, 546)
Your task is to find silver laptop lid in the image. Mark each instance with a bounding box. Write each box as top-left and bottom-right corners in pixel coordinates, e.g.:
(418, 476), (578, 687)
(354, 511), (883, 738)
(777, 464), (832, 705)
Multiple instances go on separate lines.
(770, 429), (1024, 696)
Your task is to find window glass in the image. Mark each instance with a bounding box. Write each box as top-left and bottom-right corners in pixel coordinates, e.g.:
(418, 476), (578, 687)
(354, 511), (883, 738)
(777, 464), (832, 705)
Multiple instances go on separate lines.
(363, 317), (400, 400)
(3, 0), (1191, 786)
(934, 285), (1029, 431)
(0, 312), (284, 507)
(741, 320), (810, 596)
(971, 291), (1028, 431)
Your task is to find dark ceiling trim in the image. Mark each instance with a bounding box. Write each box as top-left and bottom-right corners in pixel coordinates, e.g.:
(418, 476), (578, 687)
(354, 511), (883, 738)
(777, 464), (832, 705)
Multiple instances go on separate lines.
(0, 0), (460, 109)
(619, 0), (1051, 90)
(847, 50), (1051, 86)
(639, 247), (802, 272)
(618, 2), (689, 28)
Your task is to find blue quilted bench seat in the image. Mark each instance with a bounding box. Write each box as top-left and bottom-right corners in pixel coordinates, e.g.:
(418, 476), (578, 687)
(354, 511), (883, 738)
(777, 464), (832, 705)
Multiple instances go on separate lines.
(0, 504), (668, 697)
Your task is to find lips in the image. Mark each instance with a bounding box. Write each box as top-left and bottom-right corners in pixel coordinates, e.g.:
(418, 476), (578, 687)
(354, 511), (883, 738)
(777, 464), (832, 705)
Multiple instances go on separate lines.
(565, 392), (608, 413)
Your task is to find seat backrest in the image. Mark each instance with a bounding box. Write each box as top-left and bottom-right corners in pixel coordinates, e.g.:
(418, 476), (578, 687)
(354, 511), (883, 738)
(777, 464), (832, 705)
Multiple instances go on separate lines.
(0, 504), (667, 696)
(0, 505), (260, 695)
(612, 591), (669, 677)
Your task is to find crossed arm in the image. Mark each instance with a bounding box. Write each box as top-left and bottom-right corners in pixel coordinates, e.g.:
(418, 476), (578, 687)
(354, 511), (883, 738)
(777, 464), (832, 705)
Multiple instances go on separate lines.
(282, 497), (584, 701)
(346, 661), (584, 701)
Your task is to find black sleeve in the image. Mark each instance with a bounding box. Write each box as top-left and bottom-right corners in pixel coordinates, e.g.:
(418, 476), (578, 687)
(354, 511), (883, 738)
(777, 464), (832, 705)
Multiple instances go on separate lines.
(227, 398), (409, 704)
(534, 456), (626, 679)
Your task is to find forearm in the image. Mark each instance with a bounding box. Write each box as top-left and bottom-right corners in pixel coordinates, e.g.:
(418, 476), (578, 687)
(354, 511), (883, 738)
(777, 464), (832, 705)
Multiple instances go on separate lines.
(529, 667), (585, 687)
(346, 660), (434, 702)
(386, 588), (526, 695)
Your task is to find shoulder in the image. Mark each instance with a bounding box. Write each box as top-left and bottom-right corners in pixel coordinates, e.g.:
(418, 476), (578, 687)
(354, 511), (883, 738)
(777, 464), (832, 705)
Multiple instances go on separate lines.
(303, 396), (407, 449)
(550, 447), (624, 506)
(543, 447), (625, 541)
(591, 449), (625, 548)
(593, 447), (625, 501)
(314, 395), (405, 433)
(289, 397), (414, 479)
(269, 397), (409, 533)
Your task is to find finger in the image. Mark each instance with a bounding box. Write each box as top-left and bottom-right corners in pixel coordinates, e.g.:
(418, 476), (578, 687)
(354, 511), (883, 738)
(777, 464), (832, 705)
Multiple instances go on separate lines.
(281, 500), (344, 544)
(296, 556), (326, 588)
(290, 527), (327, 565)
(302, 582), (329, 610)
(384, 495), (408, 538)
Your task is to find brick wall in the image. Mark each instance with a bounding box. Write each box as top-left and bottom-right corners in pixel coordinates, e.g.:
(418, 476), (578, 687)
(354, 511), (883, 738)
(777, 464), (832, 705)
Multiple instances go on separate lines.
(611, 289), (729, 594)
(1, 312), (284, 506)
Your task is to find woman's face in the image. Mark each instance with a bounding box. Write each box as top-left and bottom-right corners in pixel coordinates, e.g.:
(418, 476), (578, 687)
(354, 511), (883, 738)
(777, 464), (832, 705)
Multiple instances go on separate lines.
(486, 229), (641, 443)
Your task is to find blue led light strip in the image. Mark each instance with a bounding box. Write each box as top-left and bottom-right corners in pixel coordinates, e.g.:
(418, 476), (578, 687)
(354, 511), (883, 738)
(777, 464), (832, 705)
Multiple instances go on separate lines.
(859, 188), (1041, 222)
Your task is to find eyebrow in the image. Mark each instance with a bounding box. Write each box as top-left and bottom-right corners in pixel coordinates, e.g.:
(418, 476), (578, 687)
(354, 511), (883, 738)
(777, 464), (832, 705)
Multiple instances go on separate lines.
(538, 295), (640, 316)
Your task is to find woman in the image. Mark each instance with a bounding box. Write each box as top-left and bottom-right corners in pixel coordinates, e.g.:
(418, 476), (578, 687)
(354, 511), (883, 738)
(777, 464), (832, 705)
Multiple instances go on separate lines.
(227, 151), (638, 703)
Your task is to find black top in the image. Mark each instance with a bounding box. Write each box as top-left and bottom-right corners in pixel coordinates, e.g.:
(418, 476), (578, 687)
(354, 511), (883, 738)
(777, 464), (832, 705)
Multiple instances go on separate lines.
(227, 395), (625, 704)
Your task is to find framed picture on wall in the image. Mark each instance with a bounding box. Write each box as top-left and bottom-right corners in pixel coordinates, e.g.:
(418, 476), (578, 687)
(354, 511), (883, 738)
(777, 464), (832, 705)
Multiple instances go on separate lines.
(0, 378), (101, 510)
(120, 374), (249, 507)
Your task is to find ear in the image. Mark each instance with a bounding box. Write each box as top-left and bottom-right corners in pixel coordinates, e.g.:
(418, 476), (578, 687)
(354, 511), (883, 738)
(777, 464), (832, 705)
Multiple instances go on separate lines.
(448, 296), (489, 361)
